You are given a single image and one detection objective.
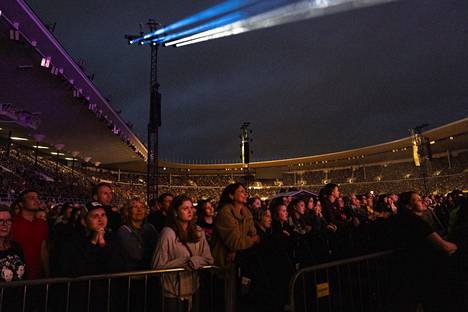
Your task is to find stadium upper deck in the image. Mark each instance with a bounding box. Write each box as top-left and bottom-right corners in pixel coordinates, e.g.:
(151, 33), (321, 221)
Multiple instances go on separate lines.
(1, 0), (467, 178)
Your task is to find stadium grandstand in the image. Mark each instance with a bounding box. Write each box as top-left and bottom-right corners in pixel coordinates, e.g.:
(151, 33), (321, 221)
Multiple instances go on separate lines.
(0, 1), (467, 312)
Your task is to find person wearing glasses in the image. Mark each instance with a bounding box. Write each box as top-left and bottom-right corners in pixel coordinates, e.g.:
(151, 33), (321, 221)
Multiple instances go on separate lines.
(0, 204), (25, 282)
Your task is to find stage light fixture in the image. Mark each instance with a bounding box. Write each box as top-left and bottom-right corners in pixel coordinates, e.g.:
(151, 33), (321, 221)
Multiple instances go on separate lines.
(11, 136), (28, 141)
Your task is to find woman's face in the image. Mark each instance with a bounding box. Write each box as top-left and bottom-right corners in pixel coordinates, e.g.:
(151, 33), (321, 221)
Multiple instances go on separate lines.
(130, 200), (146, 223)
(295, 201), (305, 215)
(260, 210), (272, 229)
(231, 186), (248, 204)
(177, 200), (193, 223)
(307, 198), (314, 210)
(314, 201), (322, 215)
(203, 202), (215, 217)
(0, 211), (12, 238)
(252, 198), (262, 209)
(86, 208), (107, 231)
(278, 205), (288, 222)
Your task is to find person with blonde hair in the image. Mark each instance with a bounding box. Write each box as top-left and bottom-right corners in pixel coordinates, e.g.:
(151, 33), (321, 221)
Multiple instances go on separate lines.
(116, 197), (158, 271)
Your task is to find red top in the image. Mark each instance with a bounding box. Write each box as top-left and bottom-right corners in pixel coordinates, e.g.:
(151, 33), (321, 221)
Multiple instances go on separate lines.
(11, 215), (48, 279)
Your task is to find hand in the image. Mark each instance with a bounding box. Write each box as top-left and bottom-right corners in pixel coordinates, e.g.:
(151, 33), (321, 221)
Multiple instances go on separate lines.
(327, 224), (337, 232)
(446, 242), (458, 256)
(250, 235), (260, 244)
(226, 252), (236, 264)
(282, 230), (290, 237)
(91, 228), (106, 247)
(186, 259), (195, 270)
(353, 218), (360, 227)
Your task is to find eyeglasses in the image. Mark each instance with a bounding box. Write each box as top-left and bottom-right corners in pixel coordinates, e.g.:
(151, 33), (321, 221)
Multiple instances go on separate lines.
(0, 219), (12, 226)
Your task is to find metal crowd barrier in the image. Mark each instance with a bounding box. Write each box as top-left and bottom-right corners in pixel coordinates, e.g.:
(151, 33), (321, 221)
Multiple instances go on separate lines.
(0, 266), (219, 312)
(289, 250), (396, 312)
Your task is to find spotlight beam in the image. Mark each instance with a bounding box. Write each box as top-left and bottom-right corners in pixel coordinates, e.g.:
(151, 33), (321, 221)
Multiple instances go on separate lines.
(129, 0), (262, 44)
(165, 0), (398, 47)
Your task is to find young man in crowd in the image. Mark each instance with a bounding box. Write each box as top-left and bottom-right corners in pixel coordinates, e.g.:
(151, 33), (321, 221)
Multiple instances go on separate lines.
(92, 183), (121, 231)
(10, 190), (49, 279)
(147, 193), (173, 233)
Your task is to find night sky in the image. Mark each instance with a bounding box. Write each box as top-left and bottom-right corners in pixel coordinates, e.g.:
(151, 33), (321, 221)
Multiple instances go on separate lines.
(26, 0), (468, 162)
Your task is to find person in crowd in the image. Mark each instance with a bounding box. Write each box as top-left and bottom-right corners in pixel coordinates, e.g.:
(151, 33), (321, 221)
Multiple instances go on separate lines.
(211, 183), (259, 312)
(152, 195), (213, 312)
(196, 199), (215, 244)
(91, 182), (121, 231)
(271, 202), (294, 261)
(247, 207), (293, 312)
(319, 183), (341, 229)
(148, 193), (173, 233)
(0, 204), (25, 282)
(247, 196), (262, 213)
(116, 197), (158, 271)
(10, 190), (49, 279)
(393, 191), (458, 312)
(287, 198), (311, 235)
(9, 200), (21, 218)
(54, 201), (123, 276)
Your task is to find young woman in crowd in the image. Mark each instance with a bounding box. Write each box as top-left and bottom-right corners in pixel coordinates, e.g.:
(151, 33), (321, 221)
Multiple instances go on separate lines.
(287, 198), (311, 236)
(247, 196), (262, 213)
(196, 199), (215, 244)
(116, 197), (158, 271)
(248, 207), (293, 312)
(152, 195), (213, 312)
(211, 183), (259, 312)
(54, 201), (123, 277)
(52, 202), (124, 311)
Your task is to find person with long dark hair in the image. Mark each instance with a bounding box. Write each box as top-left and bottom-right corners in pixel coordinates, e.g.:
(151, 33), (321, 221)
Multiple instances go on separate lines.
(211, 183), (259, 312)
(152, 195), (213, 312)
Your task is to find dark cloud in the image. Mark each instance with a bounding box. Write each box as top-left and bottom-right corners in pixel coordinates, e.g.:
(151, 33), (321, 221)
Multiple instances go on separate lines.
(27, 0), (468, 162)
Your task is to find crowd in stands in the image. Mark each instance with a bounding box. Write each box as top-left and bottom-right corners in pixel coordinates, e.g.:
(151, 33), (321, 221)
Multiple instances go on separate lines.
(0, 176), (466, 311)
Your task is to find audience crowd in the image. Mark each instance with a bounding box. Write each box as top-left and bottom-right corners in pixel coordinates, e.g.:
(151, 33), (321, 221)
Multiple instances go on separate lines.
(0, 177), (465, 311)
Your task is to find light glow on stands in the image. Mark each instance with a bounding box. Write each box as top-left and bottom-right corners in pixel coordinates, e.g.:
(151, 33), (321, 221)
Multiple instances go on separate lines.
(11, 136), (28, 141)
(37, 146), (49, 149)
(40, 57), (51, 68)
(50, 152), (65, 156)
(131, 0), (397, 47)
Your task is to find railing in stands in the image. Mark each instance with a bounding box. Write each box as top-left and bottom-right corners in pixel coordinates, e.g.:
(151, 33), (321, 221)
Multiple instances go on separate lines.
(0, 266), (219, 312)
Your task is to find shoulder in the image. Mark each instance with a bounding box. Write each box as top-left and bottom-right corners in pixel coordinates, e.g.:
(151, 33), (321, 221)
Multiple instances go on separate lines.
(143, 222), (157, 233)
(159, 227), (176, 239)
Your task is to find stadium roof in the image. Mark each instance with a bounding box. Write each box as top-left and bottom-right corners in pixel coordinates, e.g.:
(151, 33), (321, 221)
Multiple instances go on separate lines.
(0, 0), (147, 166)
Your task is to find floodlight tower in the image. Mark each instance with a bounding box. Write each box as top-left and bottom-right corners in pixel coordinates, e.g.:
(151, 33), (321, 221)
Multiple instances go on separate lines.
(409, 124), (432, 194)
(240, 122), (254, 186)
(126, 20), (162, 204)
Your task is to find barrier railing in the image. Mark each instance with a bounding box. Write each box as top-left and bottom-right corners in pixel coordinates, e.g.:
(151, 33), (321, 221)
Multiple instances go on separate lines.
(289, 250), (395, 312)
(0, 266), (219, 312)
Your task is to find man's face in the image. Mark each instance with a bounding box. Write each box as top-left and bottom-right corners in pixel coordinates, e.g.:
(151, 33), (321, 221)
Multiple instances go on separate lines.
(21, 192), (41, 211)
(96, 186), (113, 206)
(410, 193), (426, 213)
